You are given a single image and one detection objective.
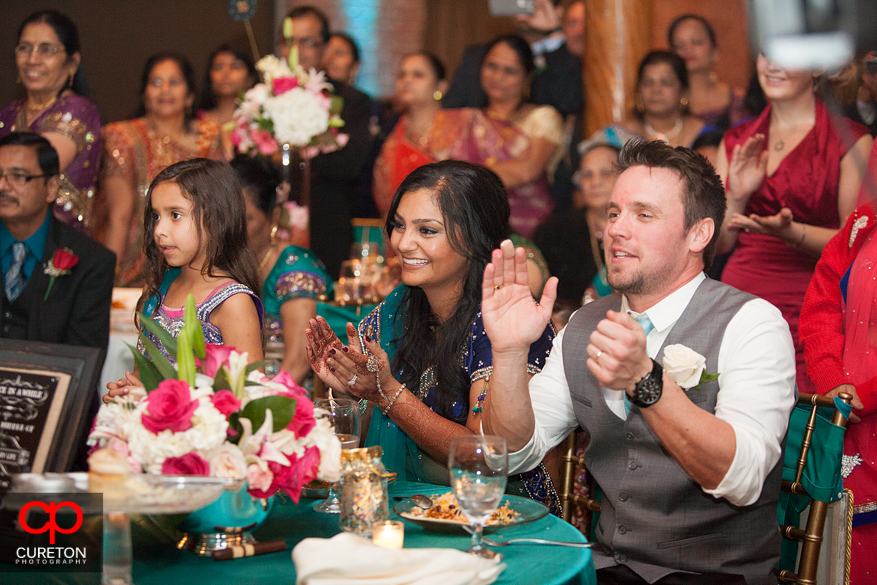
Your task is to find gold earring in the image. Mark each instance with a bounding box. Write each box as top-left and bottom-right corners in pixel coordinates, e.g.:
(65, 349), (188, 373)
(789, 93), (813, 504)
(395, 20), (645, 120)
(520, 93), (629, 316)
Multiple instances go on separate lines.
(16, 75), (22, 84)
(680, 97), (689, 107)
(68, 72), (74, 87)
(433, 90), (443, 101)
(270, 225), (278, 245)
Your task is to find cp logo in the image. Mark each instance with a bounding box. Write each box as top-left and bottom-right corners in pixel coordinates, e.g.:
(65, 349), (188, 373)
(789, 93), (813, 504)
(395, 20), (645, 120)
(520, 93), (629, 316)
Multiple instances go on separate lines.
(19, 501), (83, 544)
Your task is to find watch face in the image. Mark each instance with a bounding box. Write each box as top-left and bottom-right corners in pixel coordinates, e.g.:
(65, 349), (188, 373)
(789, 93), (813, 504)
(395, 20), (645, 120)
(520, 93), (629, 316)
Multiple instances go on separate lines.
(632, 360), (663, 407)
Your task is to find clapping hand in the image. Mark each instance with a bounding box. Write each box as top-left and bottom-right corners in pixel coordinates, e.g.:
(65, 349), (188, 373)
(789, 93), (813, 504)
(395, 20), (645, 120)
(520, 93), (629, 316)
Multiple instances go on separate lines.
(482, 240), (557, 356)
(586, 311), (651, 393)
(728, 207), (794, 240)
(727, 134), (768, 205)
(306, 317), (351, 392)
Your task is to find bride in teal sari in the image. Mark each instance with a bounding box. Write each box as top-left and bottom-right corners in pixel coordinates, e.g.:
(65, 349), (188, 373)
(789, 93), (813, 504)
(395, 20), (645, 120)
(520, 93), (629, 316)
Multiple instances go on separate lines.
(306, 160), (561, 515)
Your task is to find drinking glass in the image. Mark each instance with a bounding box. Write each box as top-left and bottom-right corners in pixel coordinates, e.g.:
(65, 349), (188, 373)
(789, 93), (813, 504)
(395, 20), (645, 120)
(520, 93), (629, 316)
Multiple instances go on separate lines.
(449, 435), (508, 558)
(313, 398), (361, 513)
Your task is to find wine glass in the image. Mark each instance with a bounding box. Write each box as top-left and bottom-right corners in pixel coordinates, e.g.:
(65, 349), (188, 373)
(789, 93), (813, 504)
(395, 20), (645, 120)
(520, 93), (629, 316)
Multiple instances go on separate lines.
(449, 435), (508, 558)
(313, 398), (361, 513)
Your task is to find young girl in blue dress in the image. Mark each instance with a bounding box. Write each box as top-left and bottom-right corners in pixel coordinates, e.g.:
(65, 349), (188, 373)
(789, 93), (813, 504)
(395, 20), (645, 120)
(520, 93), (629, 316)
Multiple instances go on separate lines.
(106, 158), (263, 399)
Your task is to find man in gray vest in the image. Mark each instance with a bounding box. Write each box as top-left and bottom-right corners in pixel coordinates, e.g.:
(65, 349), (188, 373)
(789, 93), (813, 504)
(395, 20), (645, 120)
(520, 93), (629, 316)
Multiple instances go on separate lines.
(481, 140), (796, 585)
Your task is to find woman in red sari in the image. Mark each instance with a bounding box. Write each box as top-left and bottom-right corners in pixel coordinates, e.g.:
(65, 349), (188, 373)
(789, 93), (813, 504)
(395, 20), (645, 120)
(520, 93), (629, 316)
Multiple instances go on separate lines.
(716, 53), (872, 393)
(800, 161), (877, 580)
(372, 52), (449, 218)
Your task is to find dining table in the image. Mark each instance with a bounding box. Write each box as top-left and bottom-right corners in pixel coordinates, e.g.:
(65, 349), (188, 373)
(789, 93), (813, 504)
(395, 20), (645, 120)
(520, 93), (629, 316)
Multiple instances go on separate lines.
(5, 481), (596, 585)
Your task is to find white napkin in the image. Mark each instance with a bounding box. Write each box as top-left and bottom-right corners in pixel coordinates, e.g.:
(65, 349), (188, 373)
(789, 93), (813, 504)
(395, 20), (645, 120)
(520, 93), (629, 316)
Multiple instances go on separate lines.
(293, 532), (506, 585)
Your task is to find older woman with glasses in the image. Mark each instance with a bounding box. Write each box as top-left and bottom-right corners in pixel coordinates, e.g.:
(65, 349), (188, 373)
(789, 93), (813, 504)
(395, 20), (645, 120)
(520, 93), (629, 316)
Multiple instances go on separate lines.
(0, 10), (101, 233)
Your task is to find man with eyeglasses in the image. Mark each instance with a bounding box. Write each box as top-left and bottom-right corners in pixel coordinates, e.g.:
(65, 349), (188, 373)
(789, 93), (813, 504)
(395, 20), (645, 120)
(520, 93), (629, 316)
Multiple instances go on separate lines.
(277, 5), (373, 279)
(0, 132), (114, 354)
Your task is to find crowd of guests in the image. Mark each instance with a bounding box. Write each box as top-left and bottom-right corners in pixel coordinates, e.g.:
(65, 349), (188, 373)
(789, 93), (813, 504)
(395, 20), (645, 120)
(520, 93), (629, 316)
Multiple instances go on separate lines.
(4, 2), (877, 583)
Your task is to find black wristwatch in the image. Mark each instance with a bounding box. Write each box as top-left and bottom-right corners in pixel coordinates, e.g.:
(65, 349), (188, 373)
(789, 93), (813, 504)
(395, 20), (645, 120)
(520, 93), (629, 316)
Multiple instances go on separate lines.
(629, 359), (663, 408)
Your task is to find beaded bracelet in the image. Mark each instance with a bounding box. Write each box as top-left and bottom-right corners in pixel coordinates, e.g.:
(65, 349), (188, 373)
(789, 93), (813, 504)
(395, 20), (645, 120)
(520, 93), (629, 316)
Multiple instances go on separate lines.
(472, 376), (489, 415)
(382, 383), (406, 415)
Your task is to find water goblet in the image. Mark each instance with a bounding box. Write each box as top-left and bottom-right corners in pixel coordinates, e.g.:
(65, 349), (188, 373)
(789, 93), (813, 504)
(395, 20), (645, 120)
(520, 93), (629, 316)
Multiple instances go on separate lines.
(449, 435), (508, 558)
(313, 398), (361, 513)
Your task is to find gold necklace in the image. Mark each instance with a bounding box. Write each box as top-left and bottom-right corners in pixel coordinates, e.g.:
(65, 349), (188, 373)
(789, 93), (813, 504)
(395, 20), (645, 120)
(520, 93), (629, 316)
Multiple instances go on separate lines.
(258, 245), (275, 270)
(26, 95), (58, 112)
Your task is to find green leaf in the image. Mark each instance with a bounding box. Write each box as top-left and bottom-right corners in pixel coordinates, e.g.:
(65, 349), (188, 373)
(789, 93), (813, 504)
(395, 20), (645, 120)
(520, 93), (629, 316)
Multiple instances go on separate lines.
(137, 332), (177, 381)
(137, 312), (178, 357)
(245, 360), (268, 375)
(700, 371), (720, 384)
(226, 412), (242, 445)
(177, 332), (195, 386)
(183, 294), (206, 360)
(213, 367), (231, 392)
(329, 96), (344, 116)
(126, 343), (162, 392)
(239, 395), (298, 433)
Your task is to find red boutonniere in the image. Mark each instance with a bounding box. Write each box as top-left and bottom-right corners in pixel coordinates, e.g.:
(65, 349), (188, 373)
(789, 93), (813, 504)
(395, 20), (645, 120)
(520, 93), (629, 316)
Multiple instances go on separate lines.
(43, 248), (79, 300)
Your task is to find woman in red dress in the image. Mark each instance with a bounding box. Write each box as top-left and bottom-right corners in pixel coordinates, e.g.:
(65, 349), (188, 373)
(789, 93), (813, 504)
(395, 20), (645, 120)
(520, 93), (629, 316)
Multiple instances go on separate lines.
(716, 53), (872, 393)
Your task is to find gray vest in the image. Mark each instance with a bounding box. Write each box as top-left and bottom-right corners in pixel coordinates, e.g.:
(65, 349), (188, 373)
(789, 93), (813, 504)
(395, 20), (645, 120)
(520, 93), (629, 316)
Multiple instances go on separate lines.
(562, 278), (782, 585)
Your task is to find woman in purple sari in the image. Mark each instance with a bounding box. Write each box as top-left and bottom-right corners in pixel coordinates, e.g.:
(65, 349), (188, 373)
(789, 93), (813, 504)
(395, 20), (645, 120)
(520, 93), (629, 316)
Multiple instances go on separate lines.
(447, 35), (563, 239)
(0, 10), (101, 233)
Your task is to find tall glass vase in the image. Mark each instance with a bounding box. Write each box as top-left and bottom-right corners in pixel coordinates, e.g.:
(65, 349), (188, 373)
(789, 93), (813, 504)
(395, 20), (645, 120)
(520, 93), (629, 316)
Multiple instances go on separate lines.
(281, 144), (311, 248)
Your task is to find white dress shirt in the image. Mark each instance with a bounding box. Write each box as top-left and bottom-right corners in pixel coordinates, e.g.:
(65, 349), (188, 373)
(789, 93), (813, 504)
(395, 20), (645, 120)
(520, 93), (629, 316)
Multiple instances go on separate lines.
(509, 273), (797, 506)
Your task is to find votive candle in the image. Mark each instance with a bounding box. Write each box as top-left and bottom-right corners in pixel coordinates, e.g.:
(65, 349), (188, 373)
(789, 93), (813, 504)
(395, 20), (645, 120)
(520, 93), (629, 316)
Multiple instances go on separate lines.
(372, 521), (404, 549)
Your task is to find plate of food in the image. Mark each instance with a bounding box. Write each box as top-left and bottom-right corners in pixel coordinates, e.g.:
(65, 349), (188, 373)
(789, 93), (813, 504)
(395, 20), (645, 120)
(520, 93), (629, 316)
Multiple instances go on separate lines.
(393, 492), (549, 534)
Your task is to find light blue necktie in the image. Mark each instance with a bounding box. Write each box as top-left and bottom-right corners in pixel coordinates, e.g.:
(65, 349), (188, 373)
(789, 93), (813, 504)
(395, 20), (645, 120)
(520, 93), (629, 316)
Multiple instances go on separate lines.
(5, 242), (27, 302)
(623, 313), (654, 414)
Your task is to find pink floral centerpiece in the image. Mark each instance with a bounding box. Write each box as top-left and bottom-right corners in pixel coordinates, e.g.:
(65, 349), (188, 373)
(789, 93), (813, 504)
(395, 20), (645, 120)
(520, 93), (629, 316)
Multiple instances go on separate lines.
(231, 17), (348, 159)
(88, 295), (341, 502)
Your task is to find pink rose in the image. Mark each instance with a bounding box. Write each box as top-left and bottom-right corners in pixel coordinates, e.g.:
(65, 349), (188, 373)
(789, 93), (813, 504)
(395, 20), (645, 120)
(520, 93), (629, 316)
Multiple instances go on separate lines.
(251, 128), (278, 155)
(210, 390), (241, 417)
(287, 396), (316, 439)
(141, 379), (198, 434)
(202, 344), (234, 377)
(162, 452), (211, 476)
(246, 463), (274, 493)
(272, 76), (299, 95)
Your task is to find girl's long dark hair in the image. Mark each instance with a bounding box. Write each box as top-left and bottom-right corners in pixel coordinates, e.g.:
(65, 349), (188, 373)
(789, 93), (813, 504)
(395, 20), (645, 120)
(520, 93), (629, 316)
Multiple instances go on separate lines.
(138, 158), (262, 313)
(197, 44), (257, 112)
(384, 160), (510, 422)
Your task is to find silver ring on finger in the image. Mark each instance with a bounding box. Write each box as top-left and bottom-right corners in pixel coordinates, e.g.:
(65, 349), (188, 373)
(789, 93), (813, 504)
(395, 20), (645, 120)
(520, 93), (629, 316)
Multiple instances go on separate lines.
(348, 373), (358, 386)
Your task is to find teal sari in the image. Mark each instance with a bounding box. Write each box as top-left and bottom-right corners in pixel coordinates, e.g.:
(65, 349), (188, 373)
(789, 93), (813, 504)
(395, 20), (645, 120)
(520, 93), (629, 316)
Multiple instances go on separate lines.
(358, 285), (562, 515)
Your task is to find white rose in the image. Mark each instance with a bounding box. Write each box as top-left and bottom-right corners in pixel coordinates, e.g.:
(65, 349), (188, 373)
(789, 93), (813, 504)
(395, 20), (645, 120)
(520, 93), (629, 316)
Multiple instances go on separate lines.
(210, 443), (247, 479)
(662, 344), (706, 390)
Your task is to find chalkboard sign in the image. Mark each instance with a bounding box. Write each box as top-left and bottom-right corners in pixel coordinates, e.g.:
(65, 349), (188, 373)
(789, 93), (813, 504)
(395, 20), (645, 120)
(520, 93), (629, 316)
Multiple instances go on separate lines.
(0, 341), (101, 491)
(0, 369), (71, 491)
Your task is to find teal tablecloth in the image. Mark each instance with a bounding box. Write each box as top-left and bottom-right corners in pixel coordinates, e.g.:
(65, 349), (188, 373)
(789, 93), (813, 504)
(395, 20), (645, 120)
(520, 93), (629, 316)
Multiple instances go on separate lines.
(5, 482), (595, 585)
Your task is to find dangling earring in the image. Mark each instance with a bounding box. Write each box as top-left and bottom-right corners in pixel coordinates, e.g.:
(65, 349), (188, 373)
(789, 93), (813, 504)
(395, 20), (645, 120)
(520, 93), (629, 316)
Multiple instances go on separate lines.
(433, 90), (443, 101)
(68, 71), (75, 87)
(635, 94), (645, 113)
(270, 225), (278, 246)
(16, 75), (22, 85)
(680, 97), (689, 107)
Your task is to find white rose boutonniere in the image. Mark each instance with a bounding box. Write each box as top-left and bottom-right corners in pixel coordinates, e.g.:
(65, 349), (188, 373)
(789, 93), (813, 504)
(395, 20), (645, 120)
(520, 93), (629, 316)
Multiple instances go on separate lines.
(662, 344), (719, 390)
